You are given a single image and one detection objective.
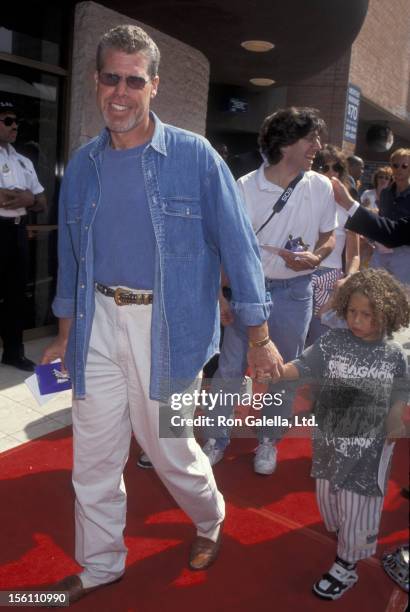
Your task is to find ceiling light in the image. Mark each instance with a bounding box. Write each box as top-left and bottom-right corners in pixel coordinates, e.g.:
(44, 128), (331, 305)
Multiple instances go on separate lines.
(249, 78), (275, 87)
(241, 40), (274, 52)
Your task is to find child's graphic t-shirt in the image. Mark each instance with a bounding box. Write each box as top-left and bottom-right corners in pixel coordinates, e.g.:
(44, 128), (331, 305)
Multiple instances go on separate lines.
(292, 329), (408, 496)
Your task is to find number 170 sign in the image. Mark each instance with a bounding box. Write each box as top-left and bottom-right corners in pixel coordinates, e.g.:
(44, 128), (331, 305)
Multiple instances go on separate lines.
(343, 84), (361, 144)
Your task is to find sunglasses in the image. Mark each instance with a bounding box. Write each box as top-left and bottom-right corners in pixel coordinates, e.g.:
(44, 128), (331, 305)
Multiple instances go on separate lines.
(0, 116), (19, 127)
(391, 162), (409, 170)
(376, 175), (390, 180)
(321, 162), (344, 174)
(98, 72), (150, 90)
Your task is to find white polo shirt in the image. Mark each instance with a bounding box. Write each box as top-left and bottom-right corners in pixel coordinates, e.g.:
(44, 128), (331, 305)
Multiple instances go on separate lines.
(321, 204), (349, 269)
(0, 144), (44, 218)
(237, 165), (337, 279)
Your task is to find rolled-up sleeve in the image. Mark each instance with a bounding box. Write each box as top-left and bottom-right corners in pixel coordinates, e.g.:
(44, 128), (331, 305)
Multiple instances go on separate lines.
(229, 296), (272, 326)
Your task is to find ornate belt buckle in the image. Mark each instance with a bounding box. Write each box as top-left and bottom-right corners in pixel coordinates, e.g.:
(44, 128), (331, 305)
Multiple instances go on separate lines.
(114, 287), (126, 306)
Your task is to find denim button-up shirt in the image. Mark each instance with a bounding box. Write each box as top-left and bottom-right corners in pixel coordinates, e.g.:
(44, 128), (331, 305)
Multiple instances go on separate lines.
(52, 113), (271, 400)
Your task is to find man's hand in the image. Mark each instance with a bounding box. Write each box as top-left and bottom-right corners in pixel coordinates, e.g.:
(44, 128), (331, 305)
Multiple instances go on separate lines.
(1, 188), (35, 210)
(247, 340), (284, 383)
(219, 292), (234, 326)
(278, 249), (319, 271)
(41, 337), (68, 373)
(331, 177), (355, 210)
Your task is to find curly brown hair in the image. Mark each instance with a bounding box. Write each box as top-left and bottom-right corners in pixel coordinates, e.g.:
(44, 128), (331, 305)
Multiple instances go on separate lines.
(258, 107), (326, 165)
(334, 269), (410, 338)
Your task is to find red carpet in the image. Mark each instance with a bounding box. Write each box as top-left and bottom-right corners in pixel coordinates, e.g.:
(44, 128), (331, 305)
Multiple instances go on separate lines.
(0, 425), (408, 612)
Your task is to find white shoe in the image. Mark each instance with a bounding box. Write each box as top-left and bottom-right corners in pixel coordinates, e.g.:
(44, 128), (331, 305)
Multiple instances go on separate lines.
(313, 559), (358, 600)
(254, 438), (277, 475)
(137, 452), (153, 469)
(202, 439), (225, 466)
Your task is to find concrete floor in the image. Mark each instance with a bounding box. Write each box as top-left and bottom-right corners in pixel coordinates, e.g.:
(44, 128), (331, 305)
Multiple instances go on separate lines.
(0, 336), (72, 452)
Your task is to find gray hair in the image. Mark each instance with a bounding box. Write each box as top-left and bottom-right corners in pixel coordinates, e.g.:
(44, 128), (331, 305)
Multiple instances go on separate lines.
(96, 25), (160, 78)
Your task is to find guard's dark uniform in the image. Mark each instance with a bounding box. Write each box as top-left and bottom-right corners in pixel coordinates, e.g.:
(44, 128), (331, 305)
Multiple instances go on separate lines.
(0, 143), (44, 364)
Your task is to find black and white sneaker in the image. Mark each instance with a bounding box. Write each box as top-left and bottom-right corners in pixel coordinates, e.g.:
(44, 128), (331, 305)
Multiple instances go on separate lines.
(313, 558), (358, 600)
(382, 545), (409, 592)
(137, 452), (153, 469)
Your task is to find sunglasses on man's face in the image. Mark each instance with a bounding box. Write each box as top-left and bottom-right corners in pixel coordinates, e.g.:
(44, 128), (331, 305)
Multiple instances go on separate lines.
(98, 72), (150, 90)
(376, 175), (390, 181)
(322, 162), (344, 174)
(391, 162), (409, 170)
(0, 116), (19, 127)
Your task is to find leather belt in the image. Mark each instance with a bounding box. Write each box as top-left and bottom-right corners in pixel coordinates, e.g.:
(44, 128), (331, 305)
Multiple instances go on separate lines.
(95, 283), (153, 306)
(0, 215), (25, 225)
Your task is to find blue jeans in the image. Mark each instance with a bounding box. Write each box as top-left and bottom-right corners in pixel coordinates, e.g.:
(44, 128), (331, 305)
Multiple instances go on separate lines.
(371, 247), (410, 286)
(203, 274), (313, 448)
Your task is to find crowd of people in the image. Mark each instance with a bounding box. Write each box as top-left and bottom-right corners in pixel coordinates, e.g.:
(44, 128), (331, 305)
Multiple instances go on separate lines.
(1, 22), (409, 605)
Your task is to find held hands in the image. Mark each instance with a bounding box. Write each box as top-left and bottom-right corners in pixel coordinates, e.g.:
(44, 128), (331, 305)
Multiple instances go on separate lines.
(331, 177), (355, 210)
(247, 340), (284, 384)
(0, 188), (35, 210)
(278, 248), (320, 271)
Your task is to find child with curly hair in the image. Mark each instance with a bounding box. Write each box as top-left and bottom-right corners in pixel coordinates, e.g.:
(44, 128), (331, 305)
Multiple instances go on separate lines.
(275, 269), (409, 601)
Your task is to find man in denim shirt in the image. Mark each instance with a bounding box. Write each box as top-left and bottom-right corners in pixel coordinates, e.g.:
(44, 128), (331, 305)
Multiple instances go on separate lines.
(42, 25), (282, 603)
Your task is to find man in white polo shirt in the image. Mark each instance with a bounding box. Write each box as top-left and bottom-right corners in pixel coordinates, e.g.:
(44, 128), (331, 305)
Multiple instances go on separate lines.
(203, 107), (337, 474)
(0, 100), (46, 371)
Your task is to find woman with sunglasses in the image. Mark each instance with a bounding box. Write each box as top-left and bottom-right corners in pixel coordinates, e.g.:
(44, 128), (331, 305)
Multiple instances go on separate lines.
(361, 166), (392, 211)
(308, 145), (360, 343)
(370, 148), (410, 286)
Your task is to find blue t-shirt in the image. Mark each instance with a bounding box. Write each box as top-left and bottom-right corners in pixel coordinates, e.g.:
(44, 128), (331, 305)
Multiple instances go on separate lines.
(93, 143), (155, 289)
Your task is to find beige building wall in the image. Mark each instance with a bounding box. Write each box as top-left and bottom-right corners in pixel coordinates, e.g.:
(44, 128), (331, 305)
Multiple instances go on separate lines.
(69, 1), (210, 154)
(350, 0), (410, 121)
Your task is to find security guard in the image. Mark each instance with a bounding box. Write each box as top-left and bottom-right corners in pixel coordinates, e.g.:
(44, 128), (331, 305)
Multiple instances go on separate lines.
(0, 100), (46, 371)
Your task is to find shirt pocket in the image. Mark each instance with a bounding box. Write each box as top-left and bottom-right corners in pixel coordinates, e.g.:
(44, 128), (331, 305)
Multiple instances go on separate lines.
(162, 197), (204, 258)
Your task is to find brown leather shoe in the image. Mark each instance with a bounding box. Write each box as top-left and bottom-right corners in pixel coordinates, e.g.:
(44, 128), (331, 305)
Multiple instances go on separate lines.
(189, 523), (223, 571)
(49, 574), (122, 604)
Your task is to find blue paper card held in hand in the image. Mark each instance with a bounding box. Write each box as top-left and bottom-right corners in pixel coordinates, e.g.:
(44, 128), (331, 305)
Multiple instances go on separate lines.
(35, 362), (72, 396)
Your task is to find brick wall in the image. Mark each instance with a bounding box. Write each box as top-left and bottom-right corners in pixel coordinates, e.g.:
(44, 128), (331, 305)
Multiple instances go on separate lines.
(69, 1), (210, 153)
(350, 0), (410, 122)
(286, 50), (351, 147)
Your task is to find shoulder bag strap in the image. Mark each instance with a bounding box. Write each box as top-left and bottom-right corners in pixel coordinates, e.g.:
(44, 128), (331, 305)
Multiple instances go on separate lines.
(255, 171), (305, 236)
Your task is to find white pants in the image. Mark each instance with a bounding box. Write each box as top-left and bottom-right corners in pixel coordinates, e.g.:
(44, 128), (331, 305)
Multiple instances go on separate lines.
(72, 290), (225, 587)
(316, 478), (384, 563)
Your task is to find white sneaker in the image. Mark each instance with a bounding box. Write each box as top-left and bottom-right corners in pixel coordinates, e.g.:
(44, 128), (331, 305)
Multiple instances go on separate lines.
(313, 559), (358, 600)
(254, 438), (277, 475)
(137, 452), (153, 469)
(202, 439), (225, 466)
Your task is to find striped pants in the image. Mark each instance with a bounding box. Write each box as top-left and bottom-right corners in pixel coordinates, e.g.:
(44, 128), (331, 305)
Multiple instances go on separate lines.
(316, 478), (384, 563)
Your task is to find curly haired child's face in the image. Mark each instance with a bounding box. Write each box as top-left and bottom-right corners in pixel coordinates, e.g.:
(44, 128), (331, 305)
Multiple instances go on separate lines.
(346, 292), (381, 342)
